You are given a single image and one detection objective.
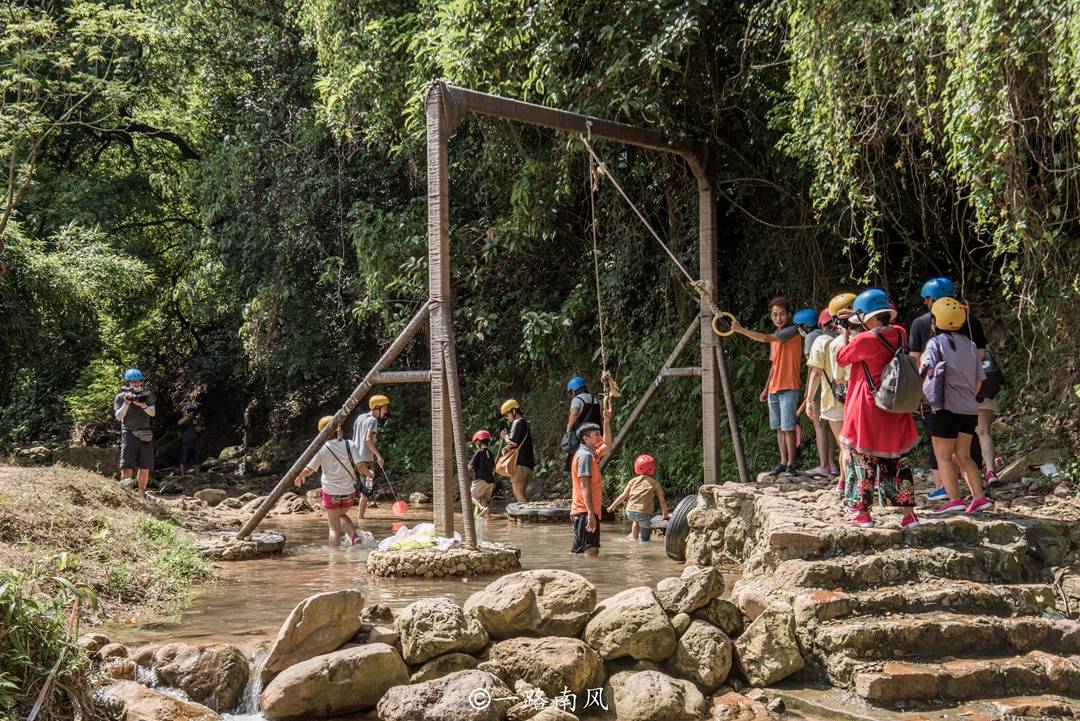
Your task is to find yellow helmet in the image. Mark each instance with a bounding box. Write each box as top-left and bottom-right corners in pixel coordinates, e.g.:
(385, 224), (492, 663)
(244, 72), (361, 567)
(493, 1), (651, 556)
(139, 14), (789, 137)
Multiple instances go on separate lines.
(500, 399), (519, 414)
(931, 297), (966, 331)
(317, 415), (337, 432)
(828, 292), (857, 317)
(369, 394), (390, 410)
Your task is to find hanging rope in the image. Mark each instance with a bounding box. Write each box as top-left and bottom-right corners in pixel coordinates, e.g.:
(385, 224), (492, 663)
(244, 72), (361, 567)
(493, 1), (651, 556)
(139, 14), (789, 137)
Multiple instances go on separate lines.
(579, 126), (736, 338)
(586, 123), (621, 407)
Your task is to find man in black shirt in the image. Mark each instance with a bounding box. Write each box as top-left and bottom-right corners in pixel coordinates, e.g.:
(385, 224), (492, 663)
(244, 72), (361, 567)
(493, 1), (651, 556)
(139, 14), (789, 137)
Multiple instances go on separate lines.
(113, 368), (156, 498)
(499, 399), (534, 503)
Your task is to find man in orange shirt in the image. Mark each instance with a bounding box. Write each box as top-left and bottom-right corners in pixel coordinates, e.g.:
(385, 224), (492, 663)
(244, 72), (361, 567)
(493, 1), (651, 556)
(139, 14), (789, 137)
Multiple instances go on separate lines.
(569, 406), (612, 556)
(732, 296), (803, 477)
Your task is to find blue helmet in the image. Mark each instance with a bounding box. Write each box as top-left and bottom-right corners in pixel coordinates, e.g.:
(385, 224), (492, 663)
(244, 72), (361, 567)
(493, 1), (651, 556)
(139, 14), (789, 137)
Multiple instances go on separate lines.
(920, 276), (955, 301)
(566, 375), (587, 392)
(852, 288), (896, 324)
(793, 308), (818, 327)
(123, 368), (144, 382)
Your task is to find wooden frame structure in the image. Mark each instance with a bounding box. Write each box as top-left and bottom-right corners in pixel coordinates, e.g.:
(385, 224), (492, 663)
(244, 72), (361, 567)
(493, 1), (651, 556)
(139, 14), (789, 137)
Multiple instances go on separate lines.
(237, 82), (748, 545)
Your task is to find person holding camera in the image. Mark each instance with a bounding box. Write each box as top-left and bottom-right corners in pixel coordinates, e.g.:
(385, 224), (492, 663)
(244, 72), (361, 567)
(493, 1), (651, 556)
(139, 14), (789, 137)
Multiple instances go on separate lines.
(113, 368), (156, 498)
(177, 403), (205, 477)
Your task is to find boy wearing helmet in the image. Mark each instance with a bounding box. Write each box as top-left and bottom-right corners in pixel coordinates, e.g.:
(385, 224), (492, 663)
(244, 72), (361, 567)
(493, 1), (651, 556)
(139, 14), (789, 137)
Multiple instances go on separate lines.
(731, 296), (803, 476)
(499, 399), (534, 503)
(919, 298), (991, 514)
(114, 368), (156, 497)
(797, 307), (837, 477)
(835, 288), (920, 529)
(607, 454), (669, 542)
(351, 394), (390, 518)
(295, 416), (366, 547)
(469, 430), (496, 515)
(570, 406), (612, 555)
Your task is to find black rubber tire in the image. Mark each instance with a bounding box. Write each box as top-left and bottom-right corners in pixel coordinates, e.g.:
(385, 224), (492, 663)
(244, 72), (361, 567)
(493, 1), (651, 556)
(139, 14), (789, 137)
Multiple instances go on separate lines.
(506, 503), (570, 519)
(665, 494), (698, 562)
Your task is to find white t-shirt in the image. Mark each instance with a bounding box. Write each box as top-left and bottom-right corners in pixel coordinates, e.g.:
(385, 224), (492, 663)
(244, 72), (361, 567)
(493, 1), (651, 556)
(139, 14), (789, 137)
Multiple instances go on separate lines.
(807, 334), (848, 414)
(351, 413), (379, 462)
(306, 439), (361, 495)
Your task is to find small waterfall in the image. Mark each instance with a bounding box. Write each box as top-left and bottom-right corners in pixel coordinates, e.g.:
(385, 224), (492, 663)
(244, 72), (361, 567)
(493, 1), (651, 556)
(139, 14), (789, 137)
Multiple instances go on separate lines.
(236, 648), (266, 715)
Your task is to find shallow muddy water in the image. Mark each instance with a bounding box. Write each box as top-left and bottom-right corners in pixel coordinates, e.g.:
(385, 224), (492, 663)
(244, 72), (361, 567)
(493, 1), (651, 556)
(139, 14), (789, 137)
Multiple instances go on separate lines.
(110, 504), (735, 652)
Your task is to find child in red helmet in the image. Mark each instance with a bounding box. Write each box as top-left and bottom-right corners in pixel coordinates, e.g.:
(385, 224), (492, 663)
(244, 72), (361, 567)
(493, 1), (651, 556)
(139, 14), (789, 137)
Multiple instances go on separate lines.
(608, 453), (669, 542)
(468, 430), (496, 516)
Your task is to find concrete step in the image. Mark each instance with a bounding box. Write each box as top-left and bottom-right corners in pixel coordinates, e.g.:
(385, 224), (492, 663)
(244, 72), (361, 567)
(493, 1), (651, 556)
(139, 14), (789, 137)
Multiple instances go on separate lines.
(794, 582), (1059, 625)
(851, 652), (1080, 704)
(815, 612), (1080, 661)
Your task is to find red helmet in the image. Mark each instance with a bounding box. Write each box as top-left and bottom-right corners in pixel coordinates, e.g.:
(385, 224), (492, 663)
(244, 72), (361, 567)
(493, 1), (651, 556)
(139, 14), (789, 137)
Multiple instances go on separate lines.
(471, 430), (491, 442)
(818, 308), (832, 326)
(634, 454), (657, 476)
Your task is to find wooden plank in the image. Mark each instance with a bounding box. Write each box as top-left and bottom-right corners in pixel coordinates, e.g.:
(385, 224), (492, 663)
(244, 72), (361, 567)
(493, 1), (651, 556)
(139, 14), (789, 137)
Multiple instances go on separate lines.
(373, 370), (432, 384)
(661, 367), (704, 377)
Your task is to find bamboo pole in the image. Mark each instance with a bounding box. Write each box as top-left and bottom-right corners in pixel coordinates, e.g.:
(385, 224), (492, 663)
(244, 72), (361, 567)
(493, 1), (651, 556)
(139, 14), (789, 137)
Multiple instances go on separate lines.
(440, 342), (478, 547)
(236, 304), (431, 539)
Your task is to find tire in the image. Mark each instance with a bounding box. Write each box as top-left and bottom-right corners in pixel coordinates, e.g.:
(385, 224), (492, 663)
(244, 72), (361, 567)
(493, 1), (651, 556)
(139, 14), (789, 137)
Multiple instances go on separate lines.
(665, 494), (698, 562)
(506, 502), (570, 520)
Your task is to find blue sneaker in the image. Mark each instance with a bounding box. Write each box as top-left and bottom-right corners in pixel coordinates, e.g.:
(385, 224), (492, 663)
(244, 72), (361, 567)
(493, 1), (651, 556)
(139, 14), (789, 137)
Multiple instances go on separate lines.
(927, 487), (949, 501)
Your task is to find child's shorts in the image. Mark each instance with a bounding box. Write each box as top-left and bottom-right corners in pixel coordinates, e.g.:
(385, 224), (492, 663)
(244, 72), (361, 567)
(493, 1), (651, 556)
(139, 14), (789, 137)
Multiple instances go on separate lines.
(768, 389), (800, 431)
(570, 512), (600, 553)
(321, 490), (356, 510)
(471, 479), (495, 504)
(626, 510), (653, 542)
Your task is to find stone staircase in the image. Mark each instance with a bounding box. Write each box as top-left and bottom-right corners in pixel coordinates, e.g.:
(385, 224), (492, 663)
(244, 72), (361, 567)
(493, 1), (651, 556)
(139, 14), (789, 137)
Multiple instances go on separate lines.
(687, 482), (1080, 707)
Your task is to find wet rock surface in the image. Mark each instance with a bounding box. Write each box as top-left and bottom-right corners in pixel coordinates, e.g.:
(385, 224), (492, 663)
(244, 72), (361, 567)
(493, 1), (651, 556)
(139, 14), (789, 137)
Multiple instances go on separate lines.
(398, 597), (489, 664)
(583, 586), (676, 661)
(464, 569), (597, 638)
(367, 541), (522, 578)
(261, 589), (366, 683)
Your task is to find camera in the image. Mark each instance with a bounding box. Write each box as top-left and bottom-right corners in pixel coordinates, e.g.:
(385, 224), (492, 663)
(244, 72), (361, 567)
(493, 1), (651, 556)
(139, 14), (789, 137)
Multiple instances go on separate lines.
(122, 386), (150, 404)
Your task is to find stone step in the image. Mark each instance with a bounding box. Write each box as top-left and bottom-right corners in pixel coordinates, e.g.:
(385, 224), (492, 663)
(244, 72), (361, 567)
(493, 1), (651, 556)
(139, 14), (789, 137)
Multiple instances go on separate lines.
(794, 582), (1058, 625)
(851, 652), (1080, 704)
(815, 612), (1080, 661)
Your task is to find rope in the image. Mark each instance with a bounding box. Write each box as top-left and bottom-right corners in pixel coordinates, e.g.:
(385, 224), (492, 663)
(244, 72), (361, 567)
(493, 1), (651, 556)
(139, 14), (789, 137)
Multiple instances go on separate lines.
(579, 130), (735, 338)
(587, 125), (609, 379)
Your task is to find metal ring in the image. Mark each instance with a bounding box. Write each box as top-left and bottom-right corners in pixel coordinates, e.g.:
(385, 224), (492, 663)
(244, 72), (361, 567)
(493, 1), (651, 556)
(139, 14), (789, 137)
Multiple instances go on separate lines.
(711, 311), (737, 337)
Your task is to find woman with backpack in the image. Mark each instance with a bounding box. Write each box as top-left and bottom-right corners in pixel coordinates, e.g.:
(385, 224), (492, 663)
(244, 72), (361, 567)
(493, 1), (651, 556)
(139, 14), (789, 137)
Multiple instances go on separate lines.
(835, 288), (920, 530)
(919, 298), (992, 514)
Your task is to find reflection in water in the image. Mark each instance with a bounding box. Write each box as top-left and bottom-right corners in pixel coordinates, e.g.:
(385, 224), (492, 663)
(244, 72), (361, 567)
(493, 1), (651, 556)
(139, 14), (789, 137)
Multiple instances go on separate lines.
(109, 506), (731, 652)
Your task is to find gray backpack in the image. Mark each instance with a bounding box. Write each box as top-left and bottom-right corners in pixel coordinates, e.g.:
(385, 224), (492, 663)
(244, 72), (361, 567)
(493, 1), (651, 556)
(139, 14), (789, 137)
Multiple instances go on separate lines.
(862, 327), (923, 414)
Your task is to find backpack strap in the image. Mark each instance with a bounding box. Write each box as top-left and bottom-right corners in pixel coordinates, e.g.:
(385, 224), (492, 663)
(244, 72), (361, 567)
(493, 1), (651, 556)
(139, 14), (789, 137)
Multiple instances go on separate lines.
(326, 441), (360, 484)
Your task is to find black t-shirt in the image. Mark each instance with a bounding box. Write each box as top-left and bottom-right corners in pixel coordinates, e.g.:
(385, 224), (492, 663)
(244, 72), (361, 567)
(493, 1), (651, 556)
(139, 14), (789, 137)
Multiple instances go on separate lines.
(508, 417), (535, 469)
(909, 311), (986, 354)
(470, 448), (495, 482)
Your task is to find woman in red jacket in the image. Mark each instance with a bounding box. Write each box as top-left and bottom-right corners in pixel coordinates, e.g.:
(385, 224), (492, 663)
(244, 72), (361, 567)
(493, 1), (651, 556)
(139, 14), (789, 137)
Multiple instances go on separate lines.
(836, 288), (920, 529)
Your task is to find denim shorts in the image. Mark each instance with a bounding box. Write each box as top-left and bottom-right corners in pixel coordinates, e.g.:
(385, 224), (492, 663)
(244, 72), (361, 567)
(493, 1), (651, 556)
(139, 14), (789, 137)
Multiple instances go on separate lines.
(626, 510), (653, 542)
(768, 389), (800, 431)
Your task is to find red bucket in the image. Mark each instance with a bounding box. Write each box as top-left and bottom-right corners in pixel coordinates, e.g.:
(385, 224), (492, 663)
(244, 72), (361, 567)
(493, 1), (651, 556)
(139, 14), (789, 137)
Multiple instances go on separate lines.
(392, 500), (409, 517)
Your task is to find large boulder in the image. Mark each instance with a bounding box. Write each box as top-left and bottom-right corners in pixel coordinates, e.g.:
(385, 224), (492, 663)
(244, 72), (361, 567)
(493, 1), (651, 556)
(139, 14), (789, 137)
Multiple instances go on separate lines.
(410, 652), (478, 683)
(463, 569), (596, 638)
(141, 643), (249, 711)
(398, 597), (489, 665)
(712, 691), (773, 721)
(377, 669), (514, 721)
(655, 566), (725, 615)
(609, 670), (707, 721)
(261, 589), (365, 683)
(734, 604), (805, 686)
(583, 587), (676, 661)
(260, 643), (407, 721)
(694, 597), (745, 638)
(488, 636), (605, 698)
(671, 620), (732, 690)
(101, 680), (220, 721)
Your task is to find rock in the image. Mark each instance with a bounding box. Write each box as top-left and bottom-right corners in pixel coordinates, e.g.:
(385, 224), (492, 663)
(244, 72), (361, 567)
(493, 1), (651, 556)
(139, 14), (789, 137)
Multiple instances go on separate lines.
(361, 603), (397, 624)
(101, 658), (138, 681)
(464, 569), (596, 638)
(273, 492), (311, 514)
(530, 707), (579, 721)
(671, 620), (733, 691)
(671, 613), (692, 636)
(410, 492), (432, 504)
(261, 589), (366, 683)
(398, 597), (489, 665)
(712, 691), (771, 721)
(366, 624), (400, 645)
(98, 643), (129, 661)
(999, 448), (1063, 483)
(695, 598), (745, 637)
(237, 492), (257, 503)
(488, 636), (605, 697)
(766, 697), (785, 714)
(410, 652), (478, 683)
(218, 497), (243, 509)
(733, 604), (805, 686)
(101, 681), (220, 721)
(141, 643), (249, 712)
(377, 669), (514, 721)
(260, 643), (407, 721)
(655, 566), (725, 615)
(506, 680), (550, 721)
(609, 670), (707, 721)
(194, 488), (227, 506)
(583, 586), (676, 661)
(218, 445), (243, 460)
(78, 632), (110, 656)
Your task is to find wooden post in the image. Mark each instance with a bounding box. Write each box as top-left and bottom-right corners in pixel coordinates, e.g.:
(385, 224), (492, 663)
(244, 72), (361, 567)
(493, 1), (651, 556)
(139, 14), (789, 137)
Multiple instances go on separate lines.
(427, 83), (458, 537)
(698, 177), (724, 486)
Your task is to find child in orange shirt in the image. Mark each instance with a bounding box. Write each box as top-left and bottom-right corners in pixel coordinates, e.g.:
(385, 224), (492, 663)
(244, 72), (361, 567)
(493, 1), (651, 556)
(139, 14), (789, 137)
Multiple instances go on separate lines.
(732, 296), (803, 476)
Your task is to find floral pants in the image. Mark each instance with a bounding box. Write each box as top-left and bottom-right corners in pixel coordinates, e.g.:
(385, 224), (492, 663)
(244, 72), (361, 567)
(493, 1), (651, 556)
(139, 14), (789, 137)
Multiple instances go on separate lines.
(843, 453), (916, 512)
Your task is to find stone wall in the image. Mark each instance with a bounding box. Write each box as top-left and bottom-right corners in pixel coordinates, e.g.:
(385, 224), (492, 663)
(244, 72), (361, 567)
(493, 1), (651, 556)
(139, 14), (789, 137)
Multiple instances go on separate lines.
(366, 542), (522, 578)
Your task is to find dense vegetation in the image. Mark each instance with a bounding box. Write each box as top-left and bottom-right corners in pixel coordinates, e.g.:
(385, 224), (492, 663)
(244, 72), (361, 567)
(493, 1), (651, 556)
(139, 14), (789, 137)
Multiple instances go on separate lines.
(3, 0), (1079, 491)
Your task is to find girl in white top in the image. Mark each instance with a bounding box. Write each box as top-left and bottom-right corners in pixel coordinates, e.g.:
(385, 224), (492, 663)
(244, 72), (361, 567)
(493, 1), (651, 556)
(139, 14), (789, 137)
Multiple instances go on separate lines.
(295, 415), (367, 547)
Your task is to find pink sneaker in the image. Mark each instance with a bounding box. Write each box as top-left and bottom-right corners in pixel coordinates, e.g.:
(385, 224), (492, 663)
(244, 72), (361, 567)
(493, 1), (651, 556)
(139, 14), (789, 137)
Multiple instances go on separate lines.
(966, 497), (994, 514)
(932, 499), (967, 515)
(985, 470), (999, 486)
(843, 514), (874, 528)
(900, 512), (921, 529)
